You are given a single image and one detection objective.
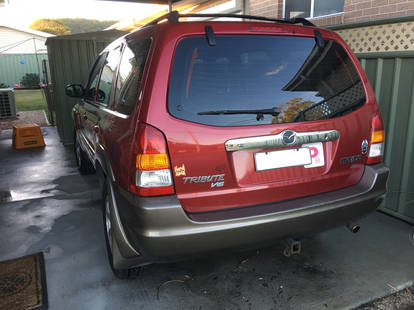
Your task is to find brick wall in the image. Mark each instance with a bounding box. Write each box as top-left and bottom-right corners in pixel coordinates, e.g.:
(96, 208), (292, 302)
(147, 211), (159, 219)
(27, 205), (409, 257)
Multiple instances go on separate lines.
(344, 0), (414, 23)
(247, 0), (414, 26)
(248, 0), (282, 18)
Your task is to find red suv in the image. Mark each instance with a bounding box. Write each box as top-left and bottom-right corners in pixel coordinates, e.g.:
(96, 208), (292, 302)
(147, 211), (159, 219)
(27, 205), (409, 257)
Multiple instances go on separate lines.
(66, 12), (389, 278)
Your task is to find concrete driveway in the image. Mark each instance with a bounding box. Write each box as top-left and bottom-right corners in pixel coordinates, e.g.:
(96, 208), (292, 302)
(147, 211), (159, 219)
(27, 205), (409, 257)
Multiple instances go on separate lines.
(0, 127), (413, 310)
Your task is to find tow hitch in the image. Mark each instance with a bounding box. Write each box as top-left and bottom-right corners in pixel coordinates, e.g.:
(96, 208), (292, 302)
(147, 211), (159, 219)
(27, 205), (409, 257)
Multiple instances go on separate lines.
(283, 238), (302, 257)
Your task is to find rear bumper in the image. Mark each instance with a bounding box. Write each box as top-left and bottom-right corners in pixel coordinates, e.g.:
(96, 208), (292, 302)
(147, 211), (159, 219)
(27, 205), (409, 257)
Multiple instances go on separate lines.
(110, 164), (389, 268)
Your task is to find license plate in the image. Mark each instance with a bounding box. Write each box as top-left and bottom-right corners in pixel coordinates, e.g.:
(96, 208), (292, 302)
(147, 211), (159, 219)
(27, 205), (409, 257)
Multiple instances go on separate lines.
(254, 148), (312, 171)
(254, 142), (325, 171)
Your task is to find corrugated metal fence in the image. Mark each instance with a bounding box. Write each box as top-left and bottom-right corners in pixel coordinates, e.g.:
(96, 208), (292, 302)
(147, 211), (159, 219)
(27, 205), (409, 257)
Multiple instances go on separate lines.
(331, 16), (414, 223)
(0, 53), (48, 87)
(360, 53), (414, 223)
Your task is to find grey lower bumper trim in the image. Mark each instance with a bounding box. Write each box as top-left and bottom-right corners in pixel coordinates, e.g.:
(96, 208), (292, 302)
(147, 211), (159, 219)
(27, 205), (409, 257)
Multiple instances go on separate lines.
(113, 164), (388, 267)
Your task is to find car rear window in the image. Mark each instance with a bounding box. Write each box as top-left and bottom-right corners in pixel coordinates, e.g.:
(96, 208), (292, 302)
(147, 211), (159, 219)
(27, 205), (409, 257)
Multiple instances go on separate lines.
(168, 35), (366, 126)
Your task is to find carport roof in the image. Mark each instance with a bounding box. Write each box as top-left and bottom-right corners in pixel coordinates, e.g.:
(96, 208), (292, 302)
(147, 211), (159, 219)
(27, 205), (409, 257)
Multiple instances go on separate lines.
(0, 24), (55, 38)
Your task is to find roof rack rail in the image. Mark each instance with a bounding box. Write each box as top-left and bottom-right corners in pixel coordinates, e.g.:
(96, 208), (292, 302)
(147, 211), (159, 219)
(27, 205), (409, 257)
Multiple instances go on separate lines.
(144, 11), (315, 28)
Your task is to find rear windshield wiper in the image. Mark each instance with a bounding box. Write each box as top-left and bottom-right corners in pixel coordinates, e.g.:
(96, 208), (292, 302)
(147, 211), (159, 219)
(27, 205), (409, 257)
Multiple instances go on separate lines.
(198, 107), (280, 121)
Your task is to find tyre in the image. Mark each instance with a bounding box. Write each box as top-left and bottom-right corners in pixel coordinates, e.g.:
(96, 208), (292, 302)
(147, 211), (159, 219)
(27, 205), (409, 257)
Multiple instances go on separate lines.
(102, 180), (140, 279)
(74, 133), (94, 175)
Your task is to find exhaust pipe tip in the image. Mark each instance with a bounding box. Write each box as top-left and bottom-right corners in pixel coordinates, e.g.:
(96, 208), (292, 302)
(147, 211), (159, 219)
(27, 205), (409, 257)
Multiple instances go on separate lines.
(347, 223), (360, 234)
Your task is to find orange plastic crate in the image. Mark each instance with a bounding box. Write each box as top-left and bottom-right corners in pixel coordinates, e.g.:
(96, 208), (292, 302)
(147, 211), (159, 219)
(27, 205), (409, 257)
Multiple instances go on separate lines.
(12, 124), (45, 149)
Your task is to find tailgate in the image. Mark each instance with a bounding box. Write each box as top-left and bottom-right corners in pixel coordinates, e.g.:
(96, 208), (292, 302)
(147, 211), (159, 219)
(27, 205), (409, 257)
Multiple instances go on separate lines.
(164, 32), (372, 214)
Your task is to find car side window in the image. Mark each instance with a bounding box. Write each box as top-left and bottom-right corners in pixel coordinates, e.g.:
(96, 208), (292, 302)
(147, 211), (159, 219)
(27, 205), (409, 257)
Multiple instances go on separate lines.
(97, 46), (122, 106)
(113, 39), (151, 115)
(85, 53), (107, 101)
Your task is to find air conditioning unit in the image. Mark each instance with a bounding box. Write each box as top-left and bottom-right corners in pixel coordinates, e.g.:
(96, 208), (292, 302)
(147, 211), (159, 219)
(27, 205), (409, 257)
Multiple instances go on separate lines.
(0, 88), (17, 119)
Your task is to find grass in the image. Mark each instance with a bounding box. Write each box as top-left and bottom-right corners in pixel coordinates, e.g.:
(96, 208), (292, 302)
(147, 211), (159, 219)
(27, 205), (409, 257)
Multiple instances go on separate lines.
(14, 89), (47, 112)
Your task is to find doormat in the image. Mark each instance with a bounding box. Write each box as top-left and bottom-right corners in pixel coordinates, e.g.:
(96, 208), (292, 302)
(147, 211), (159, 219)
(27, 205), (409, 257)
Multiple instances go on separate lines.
(0, 252), (48, 310)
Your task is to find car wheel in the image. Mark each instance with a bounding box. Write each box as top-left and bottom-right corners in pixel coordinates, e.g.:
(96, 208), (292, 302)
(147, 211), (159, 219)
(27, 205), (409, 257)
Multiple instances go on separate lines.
(74, 133), (94, 175)
(102, 180), (140, 279)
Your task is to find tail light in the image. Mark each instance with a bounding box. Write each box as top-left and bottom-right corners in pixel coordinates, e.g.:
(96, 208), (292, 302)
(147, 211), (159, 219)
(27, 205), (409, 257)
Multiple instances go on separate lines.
(366, 114), (385, 165)
(130, 123), (174, 196)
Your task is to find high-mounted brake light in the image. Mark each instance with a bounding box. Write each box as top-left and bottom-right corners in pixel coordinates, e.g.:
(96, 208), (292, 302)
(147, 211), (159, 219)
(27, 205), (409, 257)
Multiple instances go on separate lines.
(248, 26), (285, 32)
(130, 124), (174, 196)
(366, 114), (385, 165)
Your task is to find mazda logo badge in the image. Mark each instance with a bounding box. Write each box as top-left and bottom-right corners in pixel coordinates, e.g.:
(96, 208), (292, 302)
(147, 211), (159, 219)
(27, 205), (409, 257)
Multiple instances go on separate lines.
(282, 130), (296, 145)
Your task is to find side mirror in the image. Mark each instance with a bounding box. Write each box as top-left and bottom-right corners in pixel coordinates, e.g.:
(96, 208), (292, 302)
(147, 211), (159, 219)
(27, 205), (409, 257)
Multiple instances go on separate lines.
(65, 84), (85, 98)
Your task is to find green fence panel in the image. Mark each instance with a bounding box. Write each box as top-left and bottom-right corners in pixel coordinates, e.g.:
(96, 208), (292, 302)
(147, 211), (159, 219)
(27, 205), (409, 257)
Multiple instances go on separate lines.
(48, 39), (98, 144)
(359, 52), (414, 223)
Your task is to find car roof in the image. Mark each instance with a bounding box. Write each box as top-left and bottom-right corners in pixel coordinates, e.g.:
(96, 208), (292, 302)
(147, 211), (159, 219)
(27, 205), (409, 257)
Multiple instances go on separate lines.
(103, 11), (342, 54)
